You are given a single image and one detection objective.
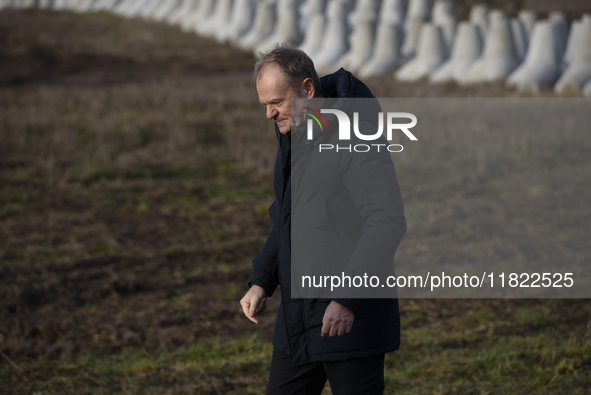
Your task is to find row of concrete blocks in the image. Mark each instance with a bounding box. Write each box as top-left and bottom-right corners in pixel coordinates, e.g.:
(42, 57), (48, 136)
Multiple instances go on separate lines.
(3, 0), (591, 96)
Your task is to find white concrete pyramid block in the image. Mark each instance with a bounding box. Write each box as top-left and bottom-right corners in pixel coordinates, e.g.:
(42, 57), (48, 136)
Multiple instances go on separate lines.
(358, 21), (403, 77)
(92, 0), (120, 11)
(549, 11), (569, 26)
(238, 0), (276, 51)
(583, 78), (591, 97)
(406, 0), (430, 24)
(87, 0), (101, 10)
(255, 0), (303, 53)
(299, 0), (327, 34)
(151, 0), (181, 21)
(114, 0), (133, 16)
(75, 0), (87, 9)
(380, 0), (406, 25)
(198, 0), (234, 37)
(178, 0), (206, 27)
(139, 0), (161, 18)
(84, 0), (98, 11)
(277, 0), (303, 14)
(167, 0), (198, 25)
(561, 21), (583, 70)
(396, 23), (447, 81)
(340, 0), (355, 21)
(432, 0), (457, 54)
(460, 12), (519, 84)
(64, 0), (81, 12)
(38, 0), (52, 9)
(145, 0), (168, 19)
(123, 0), (152, 18)
(186, 0), (217, 33)
(511, 18), (528, 61)
(555, 22), (591, 94)
(549, 12), (569, 61)
(128, 0), (146, 16)
(51, 0), (69, 11)
(348, 0), (379, 26)
(221, 0), (256, 44)
(70, 0), (83, 10)
(74, 0), (94, 11)
(73, 0), (88, 10)
(298, 13), (325, 58)
(86, 0), (100, 10)
(182, 0), (214, 32)
(89, 0), (107, 11)
(152, 0), (174, 18)
(124, 0), (147, 15)
(432, 0), (454, 22)
(506, 21), (562, 93)
(469, 4), (488, 33)
(112, 0), (133, 14)
(55, 0), (75, 11)
(312, 0), (350, 74)
(488, 9), (506, 25)
(431, 21), (482, 83)
(340, 7), (378, 73)
(11, 0), (33, 8)
(518, 9), (538, 39)
(401, 16), (423, 61)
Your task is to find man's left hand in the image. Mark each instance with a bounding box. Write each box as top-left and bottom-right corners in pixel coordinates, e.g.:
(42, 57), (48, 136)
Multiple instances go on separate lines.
(321, 301), (354, 338)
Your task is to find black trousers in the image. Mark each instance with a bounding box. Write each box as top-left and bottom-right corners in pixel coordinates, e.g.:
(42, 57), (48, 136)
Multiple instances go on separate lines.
(266, 348), (386, 395)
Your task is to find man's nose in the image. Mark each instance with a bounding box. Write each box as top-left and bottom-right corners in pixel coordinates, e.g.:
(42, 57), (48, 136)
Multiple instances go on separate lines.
(266, 106), (277, 121)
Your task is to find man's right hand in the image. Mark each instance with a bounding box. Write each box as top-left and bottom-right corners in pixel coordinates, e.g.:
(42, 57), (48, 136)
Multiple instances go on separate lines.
(240, 284), (268, 324)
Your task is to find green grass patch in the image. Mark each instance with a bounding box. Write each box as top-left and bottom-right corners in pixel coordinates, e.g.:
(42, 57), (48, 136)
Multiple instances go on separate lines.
(2, 334), (273, 394)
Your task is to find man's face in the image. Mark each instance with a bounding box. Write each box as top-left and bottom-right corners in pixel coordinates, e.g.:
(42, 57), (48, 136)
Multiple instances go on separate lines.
(256, 64), (302, 135)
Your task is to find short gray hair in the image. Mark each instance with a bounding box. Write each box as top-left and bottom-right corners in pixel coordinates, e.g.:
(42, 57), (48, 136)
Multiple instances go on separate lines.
(254, 45), (323, 97)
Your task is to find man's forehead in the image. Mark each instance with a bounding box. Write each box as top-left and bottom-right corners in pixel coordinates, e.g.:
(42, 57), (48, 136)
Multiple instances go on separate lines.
(257, 64), (288, 87)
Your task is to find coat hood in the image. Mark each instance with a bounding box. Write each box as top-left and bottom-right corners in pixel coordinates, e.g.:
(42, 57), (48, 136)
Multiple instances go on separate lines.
(320, 68), (375, 99)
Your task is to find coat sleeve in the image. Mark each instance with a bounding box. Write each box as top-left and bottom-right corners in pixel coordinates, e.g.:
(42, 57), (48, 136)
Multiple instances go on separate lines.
(331, 135), (407, 314)
(248, 225), (280, 297)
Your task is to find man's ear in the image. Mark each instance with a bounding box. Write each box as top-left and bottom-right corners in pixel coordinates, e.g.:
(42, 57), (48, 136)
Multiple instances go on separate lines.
(301, 78), (315, 99)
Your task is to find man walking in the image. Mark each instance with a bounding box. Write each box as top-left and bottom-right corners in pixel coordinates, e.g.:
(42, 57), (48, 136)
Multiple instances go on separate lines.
(240, 46), (406, 394)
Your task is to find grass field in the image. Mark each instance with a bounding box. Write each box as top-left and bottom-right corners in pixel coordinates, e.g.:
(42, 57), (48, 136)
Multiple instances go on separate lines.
(0, 7), (590, 394)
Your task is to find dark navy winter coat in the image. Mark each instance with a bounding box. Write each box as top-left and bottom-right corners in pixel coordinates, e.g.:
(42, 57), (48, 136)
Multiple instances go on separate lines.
(248, 68), (407, 365)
